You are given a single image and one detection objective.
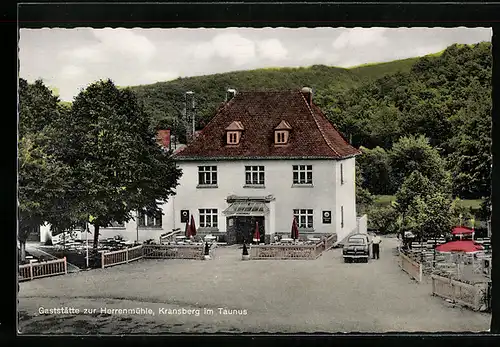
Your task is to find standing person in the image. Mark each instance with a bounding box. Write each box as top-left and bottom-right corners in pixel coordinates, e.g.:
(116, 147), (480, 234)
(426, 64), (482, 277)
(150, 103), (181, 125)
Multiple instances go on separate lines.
(372, 234), (382, 259)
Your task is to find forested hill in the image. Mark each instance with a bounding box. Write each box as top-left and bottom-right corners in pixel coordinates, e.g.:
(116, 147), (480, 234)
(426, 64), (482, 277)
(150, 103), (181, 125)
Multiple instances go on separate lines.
(128, 42), (491, 202)
(128, 55), (421, 130)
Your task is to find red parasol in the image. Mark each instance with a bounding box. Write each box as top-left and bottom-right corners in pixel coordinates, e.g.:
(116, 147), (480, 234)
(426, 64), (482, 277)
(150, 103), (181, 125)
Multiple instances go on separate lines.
(291, 217), (300, 240)
(451, 226), (474, 235)
(253, 221), (260, 243)
(435, 240), (484, 253)
(189, 215), (197, 237)
(184, 220), (191, 237)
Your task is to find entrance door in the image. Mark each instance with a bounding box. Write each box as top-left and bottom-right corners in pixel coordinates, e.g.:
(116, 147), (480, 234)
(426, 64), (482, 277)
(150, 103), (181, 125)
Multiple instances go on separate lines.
(233, 216), (265, 244)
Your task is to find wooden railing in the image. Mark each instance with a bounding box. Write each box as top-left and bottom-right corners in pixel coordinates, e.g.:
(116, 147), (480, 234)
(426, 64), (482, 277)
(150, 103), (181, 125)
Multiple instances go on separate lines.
(250, 243), (323, 260)
(142, 244), (204, 260)
(431, 274), (490, 311)
(323, 234), (337, 251)
(159, 229), (182, 244)
(399, 251), (423, 283)
(101, 245), (144, 268)
(19, 257), (67, 281)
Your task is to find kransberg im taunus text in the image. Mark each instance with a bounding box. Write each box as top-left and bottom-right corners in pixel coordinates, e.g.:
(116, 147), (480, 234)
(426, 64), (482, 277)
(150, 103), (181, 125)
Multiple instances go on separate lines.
(37, 307), (248, 316)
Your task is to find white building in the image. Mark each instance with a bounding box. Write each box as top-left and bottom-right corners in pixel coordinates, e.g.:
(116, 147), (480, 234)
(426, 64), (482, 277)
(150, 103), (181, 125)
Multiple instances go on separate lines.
(41, 87), (362, 245)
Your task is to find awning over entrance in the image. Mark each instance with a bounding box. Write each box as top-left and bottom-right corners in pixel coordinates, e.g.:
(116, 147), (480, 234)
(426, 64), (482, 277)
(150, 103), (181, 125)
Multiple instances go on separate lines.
(223, 201), (270, 217)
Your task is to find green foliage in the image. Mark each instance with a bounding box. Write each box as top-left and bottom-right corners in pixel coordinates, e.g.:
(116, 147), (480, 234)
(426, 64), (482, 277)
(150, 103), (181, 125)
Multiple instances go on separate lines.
(366, 205), (398, 234)
(61, 79), (182, 247)
(126, 59), (419, 139)
(331, 42), (491, 200)
(357, 146), (392, 195)
(405, 193), (454, 240)
(355, 160), (374, 212)
(18, 79), (78, 247)
(389, 135), (451, 193)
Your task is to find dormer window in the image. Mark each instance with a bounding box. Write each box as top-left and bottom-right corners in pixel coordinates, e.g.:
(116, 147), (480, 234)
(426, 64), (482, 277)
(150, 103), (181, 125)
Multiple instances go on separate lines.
(227, 131), (240, 144)
(225, 121), (244, 145)
(274, 120), (292, 145)
(275, 131), (287, 144)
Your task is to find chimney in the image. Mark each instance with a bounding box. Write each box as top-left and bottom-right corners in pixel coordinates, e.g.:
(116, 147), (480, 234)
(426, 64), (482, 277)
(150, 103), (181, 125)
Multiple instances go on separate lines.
(226, 88), (237, 102)
(301, 87), (313, 105)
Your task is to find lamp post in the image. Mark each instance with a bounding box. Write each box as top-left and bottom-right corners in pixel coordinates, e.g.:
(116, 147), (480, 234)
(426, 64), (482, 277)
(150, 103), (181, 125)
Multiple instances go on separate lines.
(85, 221), (89, 268)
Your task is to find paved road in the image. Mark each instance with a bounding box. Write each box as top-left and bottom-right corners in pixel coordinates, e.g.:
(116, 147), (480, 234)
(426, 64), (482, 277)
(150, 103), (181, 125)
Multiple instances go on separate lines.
(18, 237), (491, 333)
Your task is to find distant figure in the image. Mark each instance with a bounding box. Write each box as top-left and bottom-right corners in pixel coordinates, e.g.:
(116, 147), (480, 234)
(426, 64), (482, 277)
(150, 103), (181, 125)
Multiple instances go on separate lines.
(372, 235), (382, 259)
(274, 234), (279, 243)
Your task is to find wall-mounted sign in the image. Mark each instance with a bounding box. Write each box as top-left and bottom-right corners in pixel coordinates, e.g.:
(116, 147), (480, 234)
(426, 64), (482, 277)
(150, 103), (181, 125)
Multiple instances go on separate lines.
(180, 210), (189, 223)
(322, 211), (332, 224)
(228, 219), (234, 227)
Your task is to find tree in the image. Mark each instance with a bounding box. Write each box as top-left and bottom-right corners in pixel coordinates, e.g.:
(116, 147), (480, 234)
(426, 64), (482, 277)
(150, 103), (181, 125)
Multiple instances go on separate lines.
(445, 82), (492, 200)
(18, 79), (78, 261)
(394, 170), (435, 214)
(357, 146), (393, 195)
(389, 135), (451, 192)
(366, 205), (398, 234)
(404, 193), (454, 264)
(61, 79), (182, 251)
(355, 160), (374, 213)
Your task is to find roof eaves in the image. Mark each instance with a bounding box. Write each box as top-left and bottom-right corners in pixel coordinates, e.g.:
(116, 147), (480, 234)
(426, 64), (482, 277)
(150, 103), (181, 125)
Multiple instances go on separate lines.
(174, 155), (358, 161)
(299, 92), (341, 157)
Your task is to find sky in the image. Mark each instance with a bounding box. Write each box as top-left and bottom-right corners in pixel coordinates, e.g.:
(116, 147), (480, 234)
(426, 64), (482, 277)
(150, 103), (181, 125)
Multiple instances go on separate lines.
(19, 27), (492, 101)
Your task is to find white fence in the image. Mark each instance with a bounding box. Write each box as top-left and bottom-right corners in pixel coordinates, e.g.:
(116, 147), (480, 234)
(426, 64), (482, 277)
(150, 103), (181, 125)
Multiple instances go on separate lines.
(142, 244), (205, 260)
(399, 251), (423, 283)
(431, 274), (490, 311)
(19, 257), (67, 281)
(100, 245), (144, 268)
(250, 243), (323, 260)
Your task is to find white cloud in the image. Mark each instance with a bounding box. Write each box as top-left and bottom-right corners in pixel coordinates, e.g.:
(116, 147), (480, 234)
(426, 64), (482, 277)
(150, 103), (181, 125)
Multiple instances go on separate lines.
(300, 48), (323, 61)
(60, 65), (85, 79)
(257, 39), (288, 61)
(190, 41), (216, 60)
(18, 27), (492, 101)
(189, 33), (256, 66)
(93, 28), (156, 63)
(59, 46), (105, 63)
(332, 27), (388, 50)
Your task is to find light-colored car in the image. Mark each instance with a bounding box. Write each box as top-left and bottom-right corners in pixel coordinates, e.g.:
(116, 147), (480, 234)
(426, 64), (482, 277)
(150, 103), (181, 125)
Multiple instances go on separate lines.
(343, 233), (370, 263)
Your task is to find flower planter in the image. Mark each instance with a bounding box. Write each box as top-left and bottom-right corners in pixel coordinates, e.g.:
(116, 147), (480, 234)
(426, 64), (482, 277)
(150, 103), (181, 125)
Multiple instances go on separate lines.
(242, 254), (250, 261)
(204, 255), (211, 260)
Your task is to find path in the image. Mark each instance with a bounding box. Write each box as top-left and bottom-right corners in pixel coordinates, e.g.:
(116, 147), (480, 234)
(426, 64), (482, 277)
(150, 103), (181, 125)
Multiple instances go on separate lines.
(18, 237), (491, 333)
(25, 242), (80, 273)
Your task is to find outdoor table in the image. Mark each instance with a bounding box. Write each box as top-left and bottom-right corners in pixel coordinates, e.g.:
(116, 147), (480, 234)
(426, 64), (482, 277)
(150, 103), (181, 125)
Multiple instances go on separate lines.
(205, 235), (216, 241)
(308, 237), (320, 242)
(175, 236), (187, 240)
(281, 238), (293, 243)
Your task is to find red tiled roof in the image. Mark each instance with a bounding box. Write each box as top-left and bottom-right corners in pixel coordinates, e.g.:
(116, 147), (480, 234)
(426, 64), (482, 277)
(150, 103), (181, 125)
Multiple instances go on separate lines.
(174, 90), (361, 160)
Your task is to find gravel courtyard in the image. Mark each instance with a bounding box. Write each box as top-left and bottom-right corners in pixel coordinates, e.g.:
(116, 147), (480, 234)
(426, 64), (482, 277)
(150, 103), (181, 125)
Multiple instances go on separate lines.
(18, 237), (491, 334)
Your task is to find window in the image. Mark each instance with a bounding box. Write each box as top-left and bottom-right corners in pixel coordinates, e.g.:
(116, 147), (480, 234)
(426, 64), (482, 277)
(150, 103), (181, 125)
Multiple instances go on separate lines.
(227, 131), (240, 145)
(341, 206), (344, 228)
(275, 130), (289, 144)
(340, 163), (344, 185)
(199, 209), (218, 228)
(138, 210), (162, 228)
(198, 166), (218, 185)
(292, 165), (313, 184)
(293, 209), (314, 229)
(245, 166), (265, 185)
